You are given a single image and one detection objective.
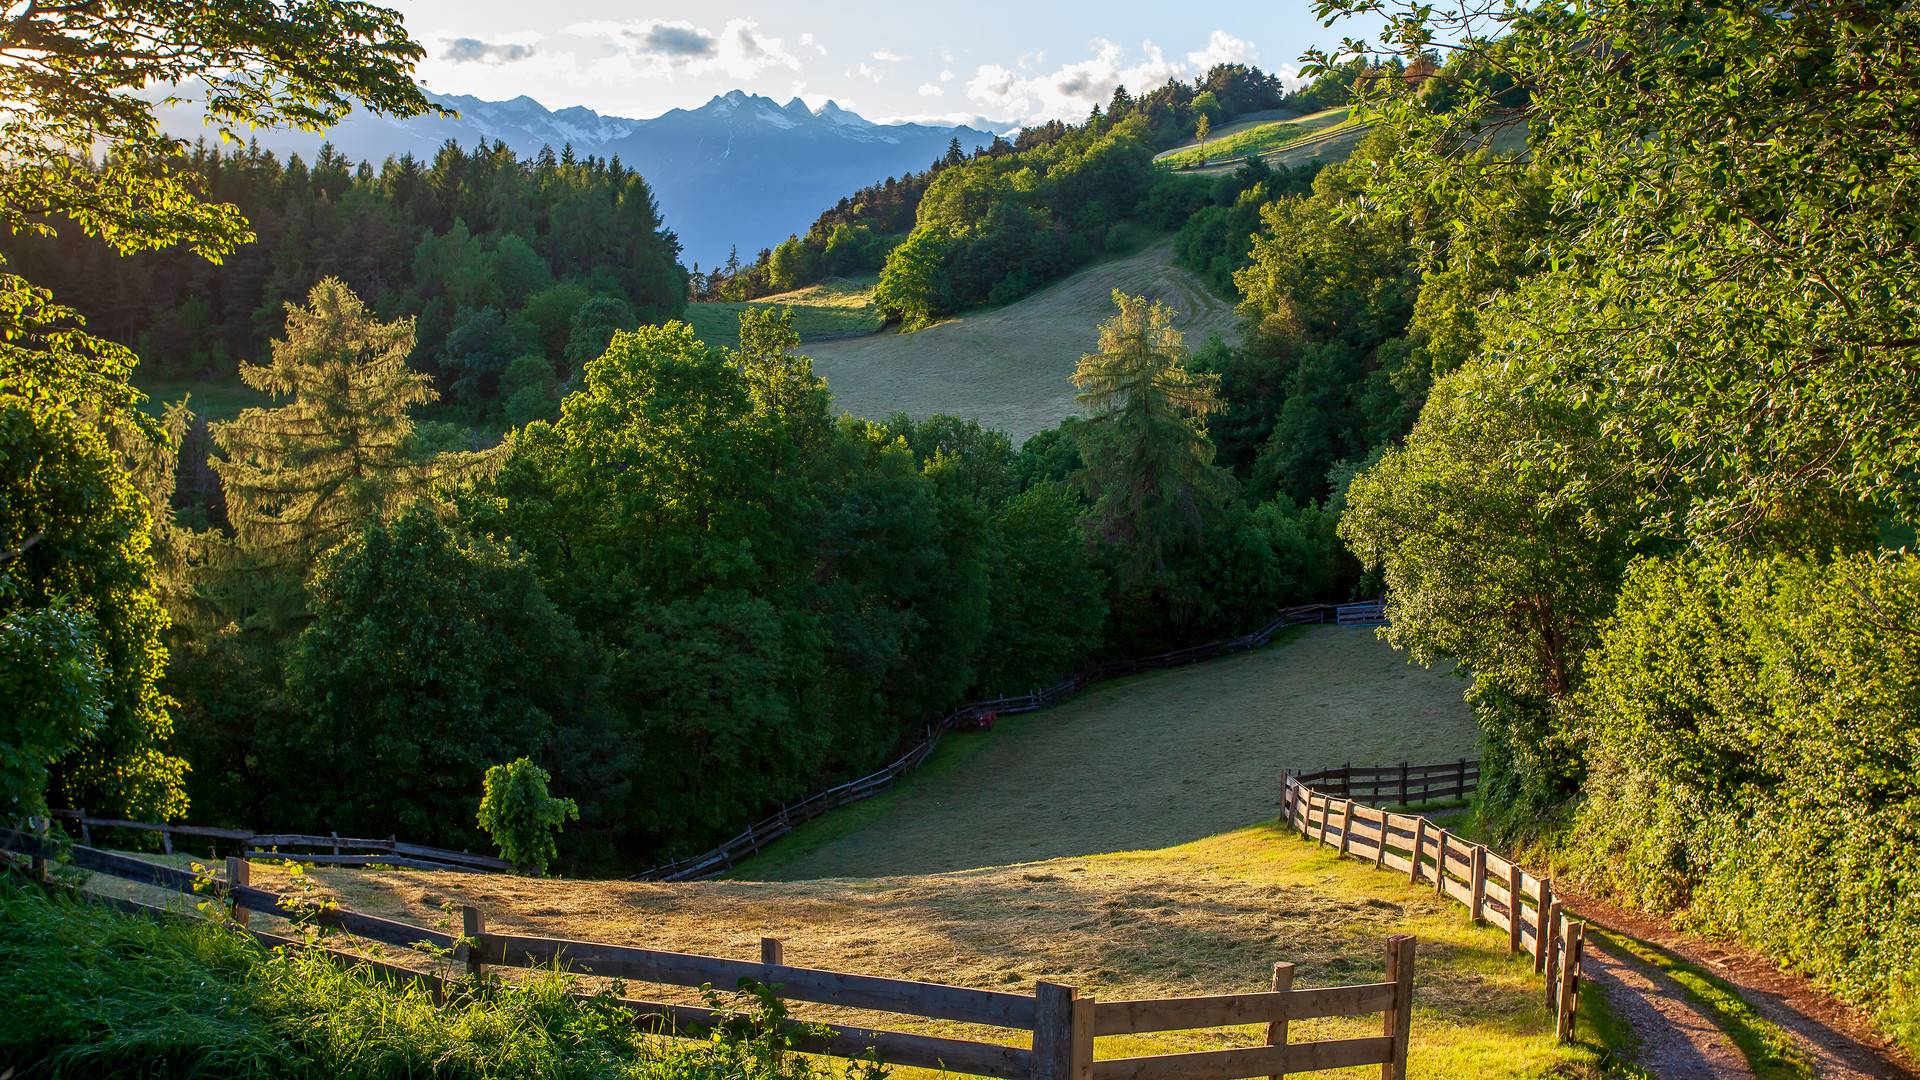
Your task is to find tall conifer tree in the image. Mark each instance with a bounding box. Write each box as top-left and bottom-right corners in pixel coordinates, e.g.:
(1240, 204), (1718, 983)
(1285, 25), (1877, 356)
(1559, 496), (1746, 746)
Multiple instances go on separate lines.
(1072, 290), (1233, 588)
(210, 278), (500, 570)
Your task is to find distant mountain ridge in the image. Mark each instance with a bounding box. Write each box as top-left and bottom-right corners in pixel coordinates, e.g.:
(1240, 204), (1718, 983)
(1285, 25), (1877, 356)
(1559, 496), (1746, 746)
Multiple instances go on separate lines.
(166, 90), (995, 267)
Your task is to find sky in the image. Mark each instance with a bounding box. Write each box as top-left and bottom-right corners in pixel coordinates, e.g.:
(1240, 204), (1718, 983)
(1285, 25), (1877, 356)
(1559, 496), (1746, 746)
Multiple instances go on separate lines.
(398, 0), (1385, 127)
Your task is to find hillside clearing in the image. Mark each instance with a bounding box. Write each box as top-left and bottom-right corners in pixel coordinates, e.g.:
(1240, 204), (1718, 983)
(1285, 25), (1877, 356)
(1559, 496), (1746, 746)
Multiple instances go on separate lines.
(738, 626), (1476, 881)
(687, 278), (886, 351)
(801, 239), (1240, 444)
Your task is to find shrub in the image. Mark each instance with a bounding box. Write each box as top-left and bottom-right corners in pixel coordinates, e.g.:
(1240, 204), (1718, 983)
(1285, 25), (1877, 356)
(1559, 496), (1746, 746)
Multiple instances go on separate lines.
(1574, 552), (1920, 1051)
(477, 757), (579, 875)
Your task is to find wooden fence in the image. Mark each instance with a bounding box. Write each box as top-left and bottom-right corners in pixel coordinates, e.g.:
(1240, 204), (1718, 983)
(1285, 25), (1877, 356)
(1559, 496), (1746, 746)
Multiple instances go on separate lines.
(1291, 761), (1478, 807)
(635, 602), (1359, 882)
(1281, 773), (1585, 1040)
(2, 827), (1420, 1080)
(42, 809), (511, 873)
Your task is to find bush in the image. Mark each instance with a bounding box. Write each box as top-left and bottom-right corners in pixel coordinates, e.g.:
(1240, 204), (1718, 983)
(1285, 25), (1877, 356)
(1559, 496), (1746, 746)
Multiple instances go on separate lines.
(0, 602), (105, 823)
(1574, 552), (1920, 1051)
(477, 757), (579, 875)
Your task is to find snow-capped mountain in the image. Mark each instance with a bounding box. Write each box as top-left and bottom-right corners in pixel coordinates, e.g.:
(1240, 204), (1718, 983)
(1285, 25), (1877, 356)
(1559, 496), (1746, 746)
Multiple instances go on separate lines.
(169, 90), (995, 267)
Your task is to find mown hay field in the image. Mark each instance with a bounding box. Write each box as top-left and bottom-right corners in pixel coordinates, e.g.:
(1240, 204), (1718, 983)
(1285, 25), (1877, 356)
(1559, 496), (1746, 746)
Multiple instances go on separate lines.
(740, 626), (1477, 880)
(799, 239), (1240, 445)
(89, 823), (1611, 1080)
(686, 278), (886, 351)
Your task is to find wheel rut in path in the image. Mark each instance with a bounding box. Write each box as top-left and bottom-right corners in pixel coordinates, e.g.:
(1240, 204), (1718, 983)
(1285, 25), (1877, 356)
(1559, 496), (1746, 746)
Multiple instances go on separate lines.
(1584, 937), (1754, 1079)
(1565, 888), (1918, 1080)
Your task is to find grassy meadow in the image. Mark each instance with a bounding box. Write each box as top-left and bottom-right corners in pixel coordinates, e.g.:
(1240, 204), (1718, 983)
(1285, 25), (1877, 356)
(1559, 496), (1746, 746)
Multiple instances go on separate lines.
(686, 278), (886, 351)
(801, 238), (1239, 443)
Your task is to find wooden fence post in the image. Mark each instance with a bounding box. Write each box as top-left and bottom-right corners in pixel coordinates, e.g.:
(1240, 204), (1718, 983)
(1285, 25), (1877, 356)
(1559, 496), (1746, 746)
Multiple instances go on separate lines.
(1433, 831), (1450, 895)
(1373, 811), (1388, 870)
(1534, 880), (1555, 975)
(1317, 794), (1332, 847)
(461, 905), (486, 978)
(28, 815), (46, 883)
(77, 808), (90, 847)
(226, 856), (250, 929)
(1455, 758), (1468, 800)
(1398, 762), (1409, 806)
(1557, 921), (1585, 1041)
(1508, 865), (1524, 955)
(1339, 800), (1355, 857)
(1071, 993), (1095, 1080)
(1542, 900), (1562, 995)
(762, 937), (785, 966)
(161, 826), (172, 857)
(1381, 935), (1415, 1080)
(1469, 845), (1487, 924)
(1408, 818), (1427, 885)
(1267, 961), (1294, 1080)
(1033, 981), (1079, 1080)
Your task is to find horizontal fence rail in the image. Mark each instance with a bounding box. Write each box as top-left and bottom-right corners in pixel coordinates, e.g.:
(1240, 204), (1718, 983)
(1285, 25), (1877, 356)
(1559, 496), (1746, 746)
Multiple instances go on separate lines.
(1292, 759), (1479, 806)
(2, 828), (1417, 1080)
(1281, 772), (1585, 1041)
(638, 602), (1381, 881)
(42, 810), (511, 873)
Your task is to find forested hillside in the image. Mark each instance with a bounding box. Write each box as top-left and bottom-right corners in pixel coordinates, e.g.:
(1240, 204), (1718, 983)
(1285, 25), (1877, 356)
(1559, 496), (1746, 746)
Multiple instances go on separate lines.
(1, 139), (687, 434)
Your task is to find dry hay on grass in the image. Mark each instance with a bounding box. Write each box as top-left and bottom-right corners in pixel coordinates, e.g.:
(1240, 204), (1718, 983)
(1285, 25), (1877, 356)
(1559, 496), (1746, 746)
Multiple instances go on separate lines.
(687, 278), (886, 350)
(151, 823), (1589, 1078)
(801, 239), (1239, 445)
(745, 626), (1477, 881)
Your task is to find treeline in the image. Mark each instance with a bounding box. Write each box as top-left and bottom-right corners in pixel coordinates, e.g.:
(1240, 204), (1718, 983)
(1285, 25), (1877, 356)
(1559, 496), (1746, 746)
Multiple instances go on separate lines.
(0, 138), (688, 432)
(1317, 0), (1920, 1052)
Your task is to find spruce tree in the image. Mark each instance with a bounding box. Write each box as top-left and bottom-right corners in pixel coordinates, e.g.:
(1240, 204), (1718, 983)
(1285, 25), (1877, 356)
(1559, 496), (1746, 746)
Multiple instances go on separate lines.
(210, 278), (499, 570)
(1072, 290), (1233, 589)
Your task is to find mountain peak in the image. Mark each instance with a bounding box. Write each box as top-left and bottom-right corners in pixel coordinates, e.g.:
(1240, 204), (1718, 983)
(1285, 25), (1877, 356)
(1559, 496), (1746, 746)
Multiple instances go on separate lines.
(815, 100), (872, 128)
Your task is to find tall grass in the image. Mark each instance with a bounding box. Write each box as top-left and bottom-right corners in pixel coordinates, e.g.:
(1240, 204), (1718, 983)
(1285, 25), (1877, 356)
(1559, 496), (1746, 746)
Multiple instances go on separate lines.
(0, 881), (882, 1080)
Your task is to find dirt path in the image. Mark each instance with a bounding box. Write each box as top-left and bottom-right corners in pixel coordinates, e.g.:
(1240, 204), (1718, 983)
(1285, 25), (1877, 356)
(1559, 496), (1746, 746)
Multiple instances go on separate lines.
(804, 239), (1239, 444)
(1562, 889), (1917, 1080)
(744, 626), (1478, 880)
(1583, 937), (1755, 1079)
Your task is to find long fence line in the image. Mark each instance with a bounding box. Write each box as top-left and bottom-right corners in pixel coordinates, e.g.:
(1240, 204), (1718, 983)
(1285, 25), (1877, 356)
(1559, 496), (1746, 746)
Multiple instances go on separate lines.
(1, 827), (1420, 1080)
(1280, 771), (1586, 1041)
(636, 601), (1387, 882)
(41, 809), (511, 874)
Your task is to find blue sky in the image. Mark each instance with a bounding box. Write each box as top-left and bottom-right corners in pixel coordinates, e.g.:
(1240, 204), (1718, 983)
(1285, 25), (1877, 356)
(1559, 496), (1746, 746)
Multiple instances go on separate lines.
(401, 0), (1384, 126)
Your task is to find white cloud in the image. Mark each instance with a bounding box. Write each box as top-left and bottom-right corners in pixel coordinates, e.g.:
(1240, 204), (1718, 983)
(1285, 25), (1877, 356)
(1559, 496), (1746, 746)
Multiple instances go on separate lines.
(967, 38), (1194, 125)
(799, 32), (827, 56)
(850, 62), (884, 83)
(1187, 30), (1256, 70)
(939, 49), (955, 63)
(872, 49), (908, 62)
(940, 68), (955, 82)
(561, 17), (801, 81)
(918, 83), (944, 97)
